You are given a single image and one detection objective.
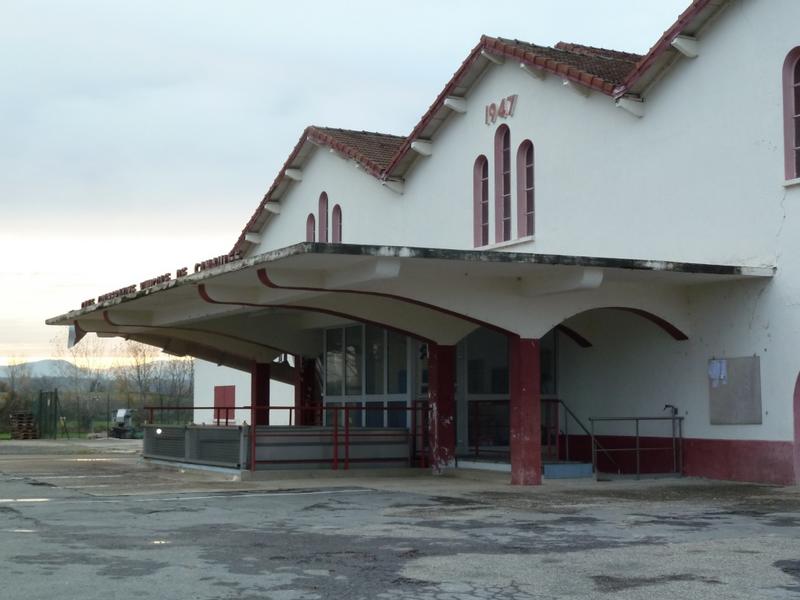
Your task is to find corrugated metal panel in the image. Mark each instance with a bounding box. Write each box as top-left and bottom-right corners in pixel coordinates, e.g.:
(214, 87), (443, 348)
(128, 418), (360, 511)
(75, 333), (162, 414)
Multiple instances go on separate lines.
(192, 427), (242, 466)
(143, 426), (185, 460)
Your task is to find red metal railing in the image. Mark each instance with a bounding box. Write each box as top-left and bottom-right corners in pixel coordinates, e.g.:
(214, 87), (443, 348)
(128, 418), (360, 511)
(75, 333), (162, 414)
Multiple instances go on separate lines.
(468, 399), (510, 459)
(143, 402), (430, 473)
(467, 398), (561, 461)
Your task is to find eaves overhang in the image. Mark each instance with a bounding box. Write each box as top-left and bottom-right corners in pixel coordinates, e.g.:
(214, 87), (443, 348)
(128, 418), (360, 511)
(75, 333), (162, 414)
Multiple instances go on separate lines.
(47, 242), (774, 372)
(48, 242), (775, 327)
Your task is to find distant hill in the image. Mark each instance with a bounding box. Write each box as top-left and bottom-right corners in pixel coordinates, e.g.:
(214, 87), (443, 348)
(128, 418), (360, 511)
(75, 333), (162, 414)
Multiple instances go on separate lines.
(0, 359), (75, 379)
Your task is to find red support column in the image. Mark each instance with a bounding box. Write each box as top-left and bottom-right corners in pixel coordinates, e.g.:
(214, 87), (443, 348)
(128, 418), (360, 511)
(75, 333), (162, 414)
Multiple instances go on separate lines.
(794, 372), (800, 484)
(294, 358), (318, 426)
(509, 336), (542, 485)
(251, 362), (271, 426)
(294, 356), (303, 427)
(428, 344), (457, 473)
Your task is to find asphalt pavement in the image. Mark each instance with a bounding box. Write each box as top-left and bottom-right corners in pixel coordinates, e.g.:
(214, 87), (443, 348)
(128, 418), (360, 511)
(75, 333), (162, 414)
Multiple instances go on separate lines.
(1, 440), (799, 599)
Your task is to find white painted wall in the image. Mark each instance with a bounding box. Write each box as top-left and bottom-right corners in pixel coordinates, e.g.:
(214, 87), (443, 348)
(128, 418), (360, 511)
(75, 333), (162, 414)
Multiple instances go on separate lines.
(198, 0), (800, 444)
(193, 360), (292, 425)
(252, 0), (797, 269)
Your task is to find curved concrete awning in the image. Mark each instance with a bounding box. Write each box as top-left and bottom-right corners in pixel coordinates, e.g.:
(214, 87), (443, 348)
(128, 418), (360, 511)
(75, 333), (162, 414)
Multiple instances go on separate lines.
(48, 243), (774, 370)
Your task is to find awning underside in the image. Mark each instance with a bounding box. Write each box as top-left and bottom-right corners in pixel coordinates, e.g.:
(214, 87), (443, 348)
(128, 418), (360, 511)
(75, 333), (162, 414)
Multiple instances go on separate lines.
(48, 243), (774, 372)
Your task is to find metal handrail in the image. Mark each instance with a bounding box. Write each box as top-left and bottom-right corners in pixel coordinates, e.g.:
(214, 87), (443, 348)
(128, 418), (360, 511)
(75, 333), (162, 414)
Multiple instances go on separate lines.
(545, 399), (622, 474)
(143, 403), (431, 473)
(589, 415), (684, 479)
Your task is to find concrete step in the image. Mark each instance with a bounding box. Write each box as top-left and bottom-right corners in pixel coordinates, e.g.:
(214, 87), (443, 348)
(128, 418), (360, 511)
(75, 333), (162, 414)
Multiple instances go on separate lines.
(542, 461), (594, 479)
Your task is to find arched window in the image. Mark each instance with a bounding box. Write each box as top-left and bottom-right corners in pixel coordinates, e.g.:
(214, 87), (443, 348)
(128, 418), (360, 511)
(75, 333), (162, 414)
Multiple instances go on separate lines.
(318, 192), (329, 242)
(494, 125), (511, 242)
(306, 213), (316, 242)
(784, 48), (800, 180)
(473, 155), (489, 247)
(516, 140), (534, 237)
(332, 204), (342, 243)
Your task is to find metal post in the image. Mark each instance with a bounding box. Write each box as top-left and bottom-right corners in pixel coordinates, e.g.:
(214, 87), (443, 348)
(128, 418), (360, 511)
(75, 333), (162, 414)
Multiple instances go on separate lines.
(635, 418), (640, 480)
(564, 402), (570, 462)
(672, 417), (677, 474)
(332, 408), (339, 471)
(678, 418), (684, 476)
(590, 418), (596, 476)
(473, 402), (480, 458)
(249, 402), (257, 473)
(412, 401), (419, 467)
(344, 406), (350, 471)
(554, 402), (560, 461)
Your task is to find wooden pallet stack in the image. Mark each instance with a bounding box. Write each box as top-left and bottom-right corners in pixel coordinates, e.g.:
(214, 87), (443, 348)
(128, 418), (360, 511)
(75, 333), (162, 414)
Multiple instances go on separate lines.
(10, 412), (39, 440)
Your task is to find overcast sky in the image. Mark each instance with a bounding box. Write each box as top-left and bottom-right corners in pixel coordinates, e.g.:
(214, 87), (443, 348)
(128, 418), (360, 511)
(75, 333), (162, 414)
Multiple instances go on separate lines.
(0, 0), (690, 363)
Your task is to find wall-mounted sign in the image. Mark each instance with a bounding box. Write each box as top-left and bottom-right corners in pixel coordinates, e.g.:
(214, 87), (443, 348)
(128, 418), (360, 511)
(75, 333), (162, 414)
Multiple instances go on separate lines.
(194, 251), (242, 274)
(79, 251), (242, 310)
(485, 94), (518, 125)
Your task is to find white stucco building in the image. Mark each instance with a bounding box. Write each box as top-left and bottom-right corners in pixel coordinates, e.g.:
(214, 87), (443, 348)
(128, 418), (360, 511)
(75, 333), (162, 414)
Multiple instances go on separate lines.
(50, 0), (800, 485)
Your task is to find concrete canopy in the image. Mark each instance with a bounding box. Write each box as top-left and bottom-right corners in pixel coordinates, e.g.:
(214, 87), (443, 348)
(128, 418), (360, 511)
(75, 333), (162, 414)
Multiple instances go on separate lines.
(47, 242), (774, 372)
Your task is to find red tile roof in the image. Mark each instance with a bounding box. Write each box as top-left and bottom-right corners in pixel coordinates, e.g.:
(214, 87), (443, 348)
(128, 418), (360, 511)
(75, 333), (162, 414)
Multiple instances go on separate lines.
(554, 42), (643, 64)
(493, 37), (640, 87)
(309, 127), (405, 176)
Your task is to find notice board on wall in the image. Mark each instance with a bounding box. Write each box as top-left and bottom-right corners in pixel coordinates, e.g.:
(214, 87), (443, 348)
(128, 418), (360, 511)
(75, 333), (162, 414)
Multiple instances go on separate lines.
(708, 356), (762, 425)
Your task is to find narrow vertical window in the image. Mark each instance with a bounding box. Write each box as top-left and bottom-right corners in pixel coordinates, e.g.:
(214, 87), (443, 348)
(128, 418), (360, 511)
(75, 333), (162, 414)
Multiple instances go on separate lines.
(318, 192), (329, 242)
(783, 48), (800, 180)
(306, 213), (316, 242)
(473, 155), (489, 247)
(332, 204), (342, 243)
(516, 140), (534, 237)
(494, 125), (511, 242)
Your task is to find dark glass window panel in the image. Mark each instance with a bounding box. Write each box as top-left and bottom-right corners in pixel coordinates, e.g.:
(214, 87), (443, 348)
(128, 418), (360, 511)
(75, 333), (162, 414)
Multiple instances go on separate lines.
(794, 85), (800, 116)
(387, 401), (407, 428)
(345, 402), (362, 428)
(325, 402), (341, 426)
(795, 149), (800, 179)
(540, 329), (558, 395)
(794, 116), (800, 146)
(344, 325), (362, 395)
(365, 325), (385, 395)
(325, 329), (343, 396)
(365, 402), (384, 427)
(794, 58), (800, 84)
(467, 328), (508, 394)
(468, 401), (509, 447)
(387, 332), (407, 394)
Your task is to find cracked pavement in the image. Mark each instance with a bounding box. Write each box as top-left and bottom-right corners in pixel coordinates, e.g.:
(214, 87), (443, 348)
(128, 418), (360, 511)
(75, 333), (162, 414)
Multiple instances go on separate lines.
(1, 440), (800, 599)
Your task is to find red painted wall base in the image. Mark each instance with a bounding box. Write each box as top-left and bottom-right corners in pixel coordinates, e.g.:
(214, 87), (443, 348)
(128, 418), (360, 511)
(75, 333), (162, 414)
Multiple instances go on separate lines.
(555, 434), (796, 485)
(683, 438), (795, 485)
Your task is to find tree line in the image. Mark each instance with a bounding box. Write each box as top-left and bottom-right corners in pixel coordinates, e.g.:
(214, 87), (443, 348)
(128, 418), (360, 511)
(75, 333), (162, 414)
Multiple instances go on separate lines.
(0, 334), (194, 435)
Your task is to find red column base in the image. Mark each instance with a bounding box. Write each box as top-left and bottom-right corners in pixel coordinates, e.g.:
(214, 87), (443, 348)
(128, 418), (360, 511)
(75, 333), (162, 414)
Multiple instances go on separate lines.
(428, 344), (456, 473)
(509, 336), (541, 485)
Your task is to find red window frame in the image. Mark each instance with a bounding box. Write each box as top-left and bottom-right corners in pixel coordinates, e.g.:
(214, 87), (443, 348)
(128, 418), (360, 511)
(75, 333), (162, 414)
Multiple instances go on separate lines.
(516, 140), (534, 237)
(473, 155), (489, 247)
(494, 125), (511, 242)
(318, 192), (329, 242)
(783, 48), (800, 180)
(306, 213), (316, 242)
(332, 204), (342, 243)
